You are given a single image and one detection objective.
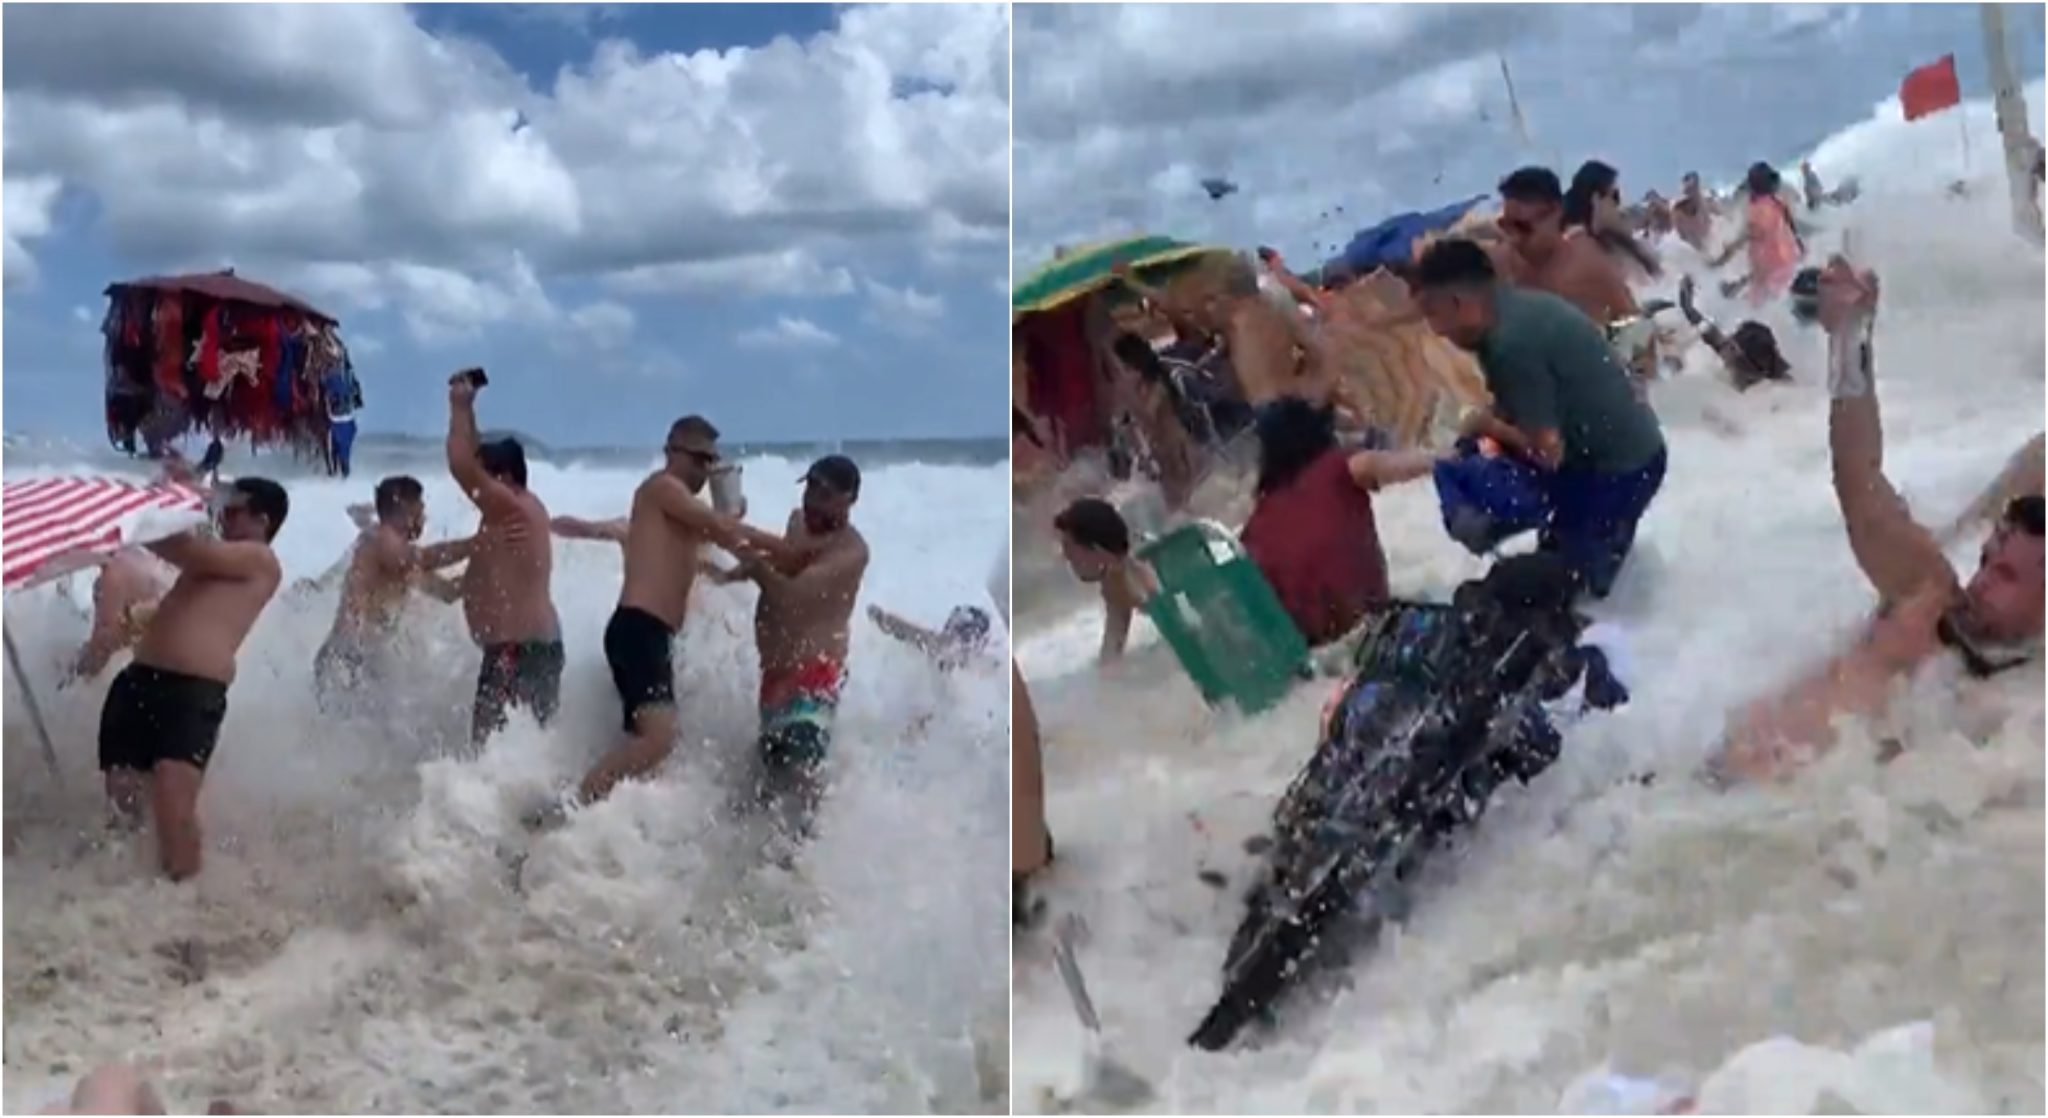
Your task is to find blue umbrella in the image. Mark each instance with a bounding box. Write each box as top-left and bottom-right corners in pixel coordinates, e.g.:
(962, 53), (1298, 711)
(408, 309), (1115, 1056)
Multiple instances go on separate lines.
(1328, 195), (1489, 274)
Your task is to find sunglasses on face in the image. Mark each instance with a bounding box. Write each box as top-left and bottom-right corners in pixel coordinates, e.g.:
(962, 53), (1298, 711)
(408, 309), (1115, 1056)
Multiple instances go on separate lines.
(666, 443), (719, 466)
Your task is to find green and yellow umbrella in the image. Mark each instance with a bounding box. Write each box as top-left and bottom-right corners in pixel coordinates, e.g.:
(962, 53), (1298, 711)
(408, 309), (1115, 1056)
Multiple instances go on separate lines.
(1011, 235), (1232, 319)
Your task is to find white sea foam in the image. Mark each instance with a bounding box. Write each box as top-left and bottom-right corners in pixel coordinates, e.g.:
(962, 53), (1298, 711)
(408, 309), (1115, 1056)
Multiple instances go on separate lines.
(1012, 88), (2045, 1113)
(3, 451), (1010, 1113)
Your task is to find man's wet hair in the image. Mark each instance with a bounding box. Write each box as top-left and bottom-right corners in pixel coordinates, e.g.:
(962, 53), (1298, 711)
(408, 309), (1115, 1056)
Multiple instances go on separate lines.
(671, 415), (720, 443)
(1498, 166), (1564, 206)
(479, 437), (528, 489)
(1112, 332), (1169, 385)
(374, 475), (424, 520)
(232, 477), (290, 542)
(1414, 238), (1498, 292)
(1054, 497), (1132, 556)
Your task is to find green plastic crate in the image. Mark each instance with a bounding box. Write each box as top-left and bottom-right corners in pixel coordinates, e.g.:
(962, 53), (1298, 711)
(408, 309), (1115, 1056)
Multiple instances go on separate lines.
(1138, 520), (1310, 715)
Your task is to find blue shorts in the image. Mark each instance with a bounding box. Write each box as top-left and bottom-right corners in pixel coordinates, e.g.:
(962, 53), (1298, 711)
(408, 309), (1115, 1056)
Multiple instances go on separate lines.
(1432, 439), (1552, 554)
(1540, 448), (1667, 599)
(1433, 441), (1666, 599)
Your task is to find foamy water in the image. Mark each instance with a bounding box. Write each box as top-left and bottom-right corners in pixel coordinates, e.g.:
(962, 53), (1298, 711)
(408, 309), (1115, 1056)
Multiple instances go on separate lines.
(2, 451), (1011, 1113)
(1012, 99), (2046, 1112)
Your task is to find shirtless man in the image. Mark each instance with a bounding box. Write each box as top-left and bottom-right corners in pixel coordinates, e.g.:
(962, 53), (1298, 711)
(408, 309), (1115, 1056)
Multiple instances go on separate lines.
(1053, 497), (1159, 663)
(572, 417), (811, 810)
(445, 373), (562, 745)
(1496, 166), (1640, 327)
(1714, 261), (2044, 782)
(1671, 171), (1719, 254)
(97, 477), (287, 879)
(1112, 257), (1365, 426)
(312, 475), (471, 708)
(66, 551), (173, 684)
(714, 455), (870, 830)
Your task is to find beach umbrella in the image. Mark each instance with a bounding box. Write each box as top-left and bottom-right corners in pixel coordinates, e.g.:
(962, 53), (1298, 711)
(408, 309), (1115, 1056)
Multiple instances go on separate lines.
(1, 476), (210, 777)
(104, 269), (336, 324)
(1012, 235), (1232, 319)
(1328, 195), (1492, 275)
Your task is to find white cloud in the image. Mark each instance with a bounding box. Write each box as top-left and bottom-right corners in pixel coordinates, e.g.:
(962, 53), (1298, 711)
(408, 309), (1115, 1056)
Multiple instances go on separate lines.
(351, 333), (388, 357)
(2, 3), (1007, 307)
(387, 254), (555, 345)
(863, 278), (946, 333)
(567, 300), (635, 352)
(605, 249), (856, 299)
(71, 304), (93, 324)
(735, 315), (841, 351)
(3, 176), (63, 290)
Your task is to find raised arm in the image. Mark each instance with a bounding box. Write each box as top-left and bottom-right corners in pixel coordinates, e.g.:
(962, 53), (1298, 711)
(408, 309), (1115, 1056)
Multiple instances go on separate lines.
(148, 532), (279, 583)
(445, 376), (521, 517)
(1819, 261), (1953, 606)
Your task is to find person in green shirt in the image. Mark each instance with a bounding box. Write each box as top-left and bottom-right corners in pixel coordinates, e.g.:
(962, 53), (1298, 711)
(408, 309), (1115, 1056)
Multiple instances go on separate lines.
(1412, 238), (1668, 599)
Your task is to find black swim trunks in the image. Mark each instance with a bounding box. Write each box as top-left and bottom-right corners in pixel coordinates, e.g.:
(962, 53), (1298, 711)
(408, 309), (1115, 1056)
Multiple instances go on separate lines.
(603, 606), (676, 731)
(473, 639), (565, 743)
(98, 664), (230, 773)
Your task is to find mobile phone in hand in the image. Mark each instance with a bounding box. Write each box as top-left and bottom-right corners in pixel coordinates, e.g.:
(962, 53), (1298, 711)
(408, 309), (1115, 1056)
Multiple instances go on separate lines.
(457, 367), (489, 389)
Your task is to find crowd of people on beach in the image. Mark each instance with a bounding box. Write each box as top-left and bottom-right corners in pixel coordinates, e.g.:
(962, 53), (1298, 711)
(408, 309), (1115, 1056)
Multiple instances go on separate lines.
(1012, 152), (2045, 921)
(61, 368), (998, 885)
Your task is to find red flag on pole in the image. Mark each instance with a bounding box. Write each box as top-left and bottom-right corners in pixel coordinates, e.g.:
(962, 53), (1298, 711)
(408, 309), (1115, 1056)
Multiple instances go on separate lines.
(1899, 54), (1962, 122)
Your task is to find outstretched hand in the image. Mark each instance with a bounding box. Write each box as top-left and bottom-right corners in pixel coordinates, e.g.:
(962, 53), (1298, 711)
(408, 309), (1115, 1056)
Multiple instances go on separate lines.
(447, 372), (478, 406)
(1816, 256), (1878, 335)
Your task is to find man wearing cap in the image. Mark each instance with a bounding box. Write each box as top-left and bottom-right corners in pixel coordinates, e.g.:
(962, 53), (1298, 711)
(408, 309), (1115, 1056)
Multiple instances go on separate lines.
(566, 416), (810, 817)
(446, 373), (564, 745)
(722, 455), (870, 835)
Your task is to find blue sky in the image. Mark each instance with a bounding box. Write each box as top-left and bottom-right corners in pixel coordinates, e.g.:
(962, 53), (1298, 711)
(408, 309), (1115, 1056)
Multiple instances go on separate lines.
(1014, 3), (2047, 270)
(3, 3), (1009, 448)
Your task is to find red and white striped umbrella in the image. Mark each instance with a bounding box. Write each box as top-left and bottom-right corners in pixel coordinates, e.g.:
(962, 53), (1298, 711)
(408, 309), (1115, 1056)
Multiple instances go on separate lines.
(2, 476), (208, 593)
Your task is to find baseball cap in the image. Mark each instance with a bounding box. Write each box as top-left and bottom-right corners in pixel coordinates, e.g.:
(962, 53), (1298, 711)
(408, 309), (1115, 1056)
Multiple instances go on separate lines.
(802, 454), (861, 497)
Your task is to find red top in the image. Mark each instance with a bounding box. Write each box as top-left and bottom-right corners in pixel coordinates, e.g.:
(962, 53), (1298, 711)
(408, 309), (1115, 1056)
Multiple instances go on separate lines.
(1240, 449), (1388, 646)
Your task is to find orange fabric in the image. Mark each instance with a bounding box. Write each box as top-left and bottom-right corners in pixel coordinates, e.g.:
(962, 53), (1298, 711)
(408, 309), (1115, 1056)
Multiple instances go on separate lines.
(1745, 197), (1803, 306)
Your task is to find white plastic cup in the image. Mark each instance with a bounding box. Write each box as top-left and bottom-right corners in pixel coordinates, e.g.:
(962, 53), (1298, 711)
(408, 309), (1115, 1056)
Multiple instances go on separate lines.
(709, 464), (745, 514)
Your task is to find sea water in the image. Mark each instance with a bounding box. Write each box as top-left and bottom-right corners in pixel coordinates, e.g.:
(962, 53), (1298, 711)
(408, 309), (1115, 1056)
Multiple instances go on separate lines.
(1, 441), (1011, 1114)
(1011, 94), (2046, 1112)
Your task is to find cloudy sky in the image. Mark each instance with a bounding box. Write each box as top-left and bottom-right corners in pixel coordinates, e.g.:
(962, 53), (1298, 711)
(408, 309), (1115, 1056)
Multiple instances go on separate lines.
(1014, 3), (2047, 273)
(3, 3), (1009, 447)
